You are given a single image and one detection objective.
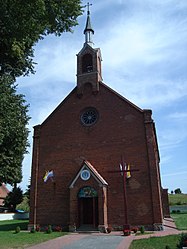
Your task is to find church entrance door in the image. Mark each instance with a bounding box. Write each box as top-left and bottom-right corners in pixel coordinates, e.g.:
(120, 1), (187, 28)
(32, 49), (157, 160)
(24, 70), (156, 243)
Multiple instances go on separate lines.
(78, 187), (98, 228)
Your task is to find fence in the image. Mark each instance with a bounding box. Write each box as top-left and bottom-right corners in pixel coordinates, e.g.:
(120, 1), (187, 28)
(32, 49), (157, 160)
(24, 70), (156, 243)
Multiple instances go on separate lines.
(0, 212), (29, 221)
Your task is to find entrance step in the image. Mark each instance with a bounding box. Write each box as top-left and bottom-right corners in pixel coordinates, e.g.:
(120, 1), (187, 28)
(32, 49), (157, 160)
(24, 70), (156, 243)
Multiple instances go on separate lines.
(76, 225), (99, 233)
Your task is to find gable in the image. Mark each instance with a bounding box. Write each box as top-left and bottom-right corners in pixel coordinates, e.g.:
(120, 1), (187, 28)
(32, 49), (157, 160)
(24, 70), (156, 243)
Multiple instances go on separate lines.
(69, 160), (108, 188)
(38, 81), (144, 128)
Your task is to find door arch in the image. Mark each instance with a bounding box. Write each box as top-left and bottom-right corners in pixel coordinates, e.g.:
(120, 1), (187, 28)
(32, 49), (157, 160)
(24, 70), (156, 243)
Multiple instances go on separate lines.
(78, 186), (98, 228)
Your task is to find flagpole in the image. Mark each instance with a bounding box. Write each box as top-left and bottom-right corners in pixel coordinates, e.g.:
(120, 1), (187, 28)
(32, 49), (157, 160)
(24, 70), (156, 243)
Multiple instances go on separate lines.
(33, 130), (40, 229)
(121, 156), (128, 225)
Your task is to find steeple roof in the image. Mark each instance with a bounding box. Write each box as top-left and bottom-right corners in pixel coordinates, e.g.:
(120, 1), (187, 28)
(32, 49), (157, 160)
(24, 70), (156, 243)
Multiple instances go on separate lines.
(83, 3), (94, 47)
(84, 11), (94, 34)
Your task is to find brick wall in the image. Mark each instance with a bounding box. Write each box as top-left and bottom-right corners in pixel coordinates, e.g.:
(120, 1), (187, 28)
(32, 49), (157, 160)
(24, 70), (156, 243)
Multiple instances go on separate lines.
(29, 82), (164, 230)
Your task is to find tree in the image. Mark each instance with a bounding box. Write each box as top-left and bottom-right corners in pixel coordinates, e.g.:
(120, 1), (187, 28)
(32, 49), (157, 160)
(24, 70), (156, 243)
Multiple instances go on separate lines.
(0, 75), (30, 185)
(174, 188), (182, 194)
(0, 0), (83, 79)
(0, 1), (82, 185)
(4, 187), (23, 212)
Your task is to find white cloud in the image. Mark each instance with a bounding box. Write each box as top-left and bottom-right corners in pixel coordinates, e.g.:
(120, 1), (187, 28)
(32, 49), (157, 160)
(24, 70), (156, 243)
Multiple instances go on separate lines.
(16, 1), (187, 193)
(168, 112), (187, 120)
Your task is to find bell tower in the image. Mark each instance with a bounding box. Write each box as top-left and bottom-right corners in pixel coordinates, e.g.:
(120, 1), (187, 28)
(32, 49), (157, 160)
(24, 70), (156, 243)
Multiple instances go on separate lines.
(77, 3), (103, 96)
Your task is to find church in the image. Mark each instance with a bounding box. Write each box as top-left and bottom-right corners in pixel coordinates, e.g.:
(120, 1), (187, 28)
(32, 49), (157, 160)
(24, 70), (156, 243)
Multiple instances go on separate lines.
(29, 7), (169, 232)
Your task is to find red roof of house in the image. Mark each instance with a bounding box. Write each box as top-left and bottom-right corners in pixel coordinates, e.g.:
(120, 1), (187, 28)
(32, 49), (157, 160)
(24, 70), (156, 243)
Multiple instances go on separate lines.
(0, 184), (9, 206)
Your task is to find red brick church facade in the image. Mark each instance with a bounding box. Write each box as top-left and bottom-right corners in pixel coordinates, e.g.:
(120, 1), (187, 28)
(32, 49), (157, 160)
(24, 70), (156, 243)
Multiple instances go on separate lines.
(29, 9), (169, 232)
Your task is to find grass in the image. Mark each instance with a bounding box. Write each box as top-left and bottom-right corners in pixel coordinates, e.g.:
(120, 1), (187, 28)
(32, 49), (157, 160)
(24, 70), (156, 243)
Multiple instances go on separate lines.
(0, 220), (67, 249)
(129, 234), (180, 249)
(135, 231), (153, 236)
(169, 193), (187, 205)
(130, 212), (187, 248)
(171, 213), (187, 230)
(0, 219), (28, 231)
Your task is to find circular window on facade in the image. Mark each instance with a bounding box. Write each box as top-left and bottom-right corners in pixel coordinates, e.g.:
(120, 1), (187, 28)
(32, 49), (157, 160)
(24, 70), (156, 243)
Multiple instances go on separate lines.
(80, 107), (98, 126)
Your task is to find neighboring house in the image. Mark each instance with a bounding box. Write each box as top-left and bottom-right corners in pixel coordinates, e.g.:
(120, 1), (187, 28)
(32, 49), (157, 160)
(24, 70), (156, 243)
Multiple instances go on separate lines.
(0, 183), (9, 206)
(29, 9), (169, 232)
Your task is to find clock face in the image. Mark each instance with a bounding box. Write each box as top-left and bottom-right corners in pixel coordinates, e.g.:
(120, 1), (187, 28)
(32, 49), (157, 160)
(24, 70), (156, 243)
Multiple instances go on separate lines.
(81, 169), (90, 181)
(80, 107), (98, 126)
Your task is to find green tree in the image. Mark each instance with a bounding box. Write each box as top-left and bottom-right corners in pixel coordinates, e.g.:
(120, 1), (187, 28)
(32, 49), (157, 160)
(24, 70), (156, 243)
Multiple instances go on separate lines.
(16, 196), (30, 212)
(4, 186), (23, 211)
(16, 179), (31, 212)
(0, 75), (30, 185)
(0, 0), (83, 79)
(0, 1), (82, 186)
(175, 188), (182, 194)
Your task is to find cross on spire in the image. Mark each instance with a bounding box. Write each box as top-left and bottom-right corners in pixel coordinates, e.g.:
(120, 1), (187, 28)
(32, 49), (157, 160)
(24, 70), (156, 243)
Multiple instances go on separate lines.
(84, 2), (92, 15)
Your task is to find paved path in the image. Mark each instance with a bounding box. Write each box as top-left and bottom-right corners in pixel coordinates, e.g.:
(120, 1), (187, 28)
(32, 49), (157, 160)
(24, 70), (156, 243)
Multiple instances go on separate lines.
(26, 218), (186, 249)
(26, 232), (133, 249)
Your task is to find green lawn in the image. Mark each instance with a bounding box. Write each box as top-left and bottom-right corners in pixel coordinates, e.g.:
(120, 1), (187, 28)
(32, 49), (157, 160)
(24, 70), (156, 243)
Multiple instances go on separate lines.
(169, 193), (187, 205)
(0, 219), (28, 231)
(129, 235), (180, 249)
(171, 213), (187, 230)
(0, 220), (67, 249)
(129, 212), (187, 249)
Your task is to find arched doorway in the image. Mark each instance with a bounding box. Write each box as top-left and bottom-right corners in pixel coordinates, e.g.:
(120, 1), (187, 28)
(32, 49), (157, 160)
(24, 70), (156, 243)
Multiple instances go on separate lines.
(78, 186), (98, 229)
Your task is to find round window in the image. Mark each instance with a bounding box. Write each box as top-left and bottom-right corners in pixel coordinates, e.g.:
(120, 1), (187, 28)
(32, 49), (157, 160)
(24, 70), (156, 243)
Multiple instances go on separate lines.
(80, 107), (98, 126)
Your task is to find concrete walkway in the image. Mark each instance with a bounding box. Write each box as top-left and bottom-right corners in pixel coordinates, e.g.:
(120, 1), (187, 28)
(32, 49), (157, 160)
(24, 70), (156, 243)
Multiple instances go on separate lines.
(26, 219), (186, 249)
(26, 231), (134, 249)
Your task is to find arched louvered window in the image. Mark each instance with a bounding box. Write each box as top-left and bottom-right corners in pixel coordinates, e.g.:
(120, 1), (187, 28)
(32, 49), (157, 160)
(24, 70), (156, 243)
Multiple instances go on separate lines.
(82, 54), (93, 73)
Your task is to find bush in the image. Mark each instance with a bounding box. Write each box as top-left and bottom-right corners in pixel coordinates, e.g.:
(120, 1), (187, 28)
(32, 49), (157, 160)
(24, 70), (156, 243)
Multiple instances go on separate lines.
(177, 201), (182, 205)
(15, 226), (21, 233)
(30, 227), (36, 233)
(140, 226), (145, 234)
(165, 246), (171, 249)
(46, 225), (52, 234)
(177, 233), (187, 248)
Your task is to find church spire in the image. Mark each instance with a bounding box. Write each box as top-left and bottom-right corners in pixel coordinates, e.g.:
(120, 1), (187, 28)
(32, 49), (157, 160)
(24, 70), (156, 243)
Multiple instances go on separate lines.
(83, 2), (94, 47)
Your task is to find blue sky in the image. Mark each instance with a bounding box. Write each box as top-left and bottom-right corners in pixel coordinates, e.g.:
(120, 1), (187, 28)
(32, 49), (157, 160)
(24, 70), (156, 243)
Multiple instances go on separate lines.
(17, 0), (187, 193)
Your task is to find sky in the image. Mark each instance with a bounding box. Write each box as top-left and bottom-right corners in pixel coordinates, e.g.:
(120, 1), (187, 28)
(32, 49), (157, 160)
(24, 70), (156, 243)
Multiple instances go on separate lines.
(16, 0), (187, 193)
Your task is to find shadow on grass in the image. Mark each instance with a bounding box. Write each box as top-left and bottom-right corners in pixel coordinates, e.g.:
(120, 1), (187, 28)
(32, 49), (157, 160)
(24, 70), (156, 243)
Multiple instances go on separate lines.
(0, 220), (28, 231)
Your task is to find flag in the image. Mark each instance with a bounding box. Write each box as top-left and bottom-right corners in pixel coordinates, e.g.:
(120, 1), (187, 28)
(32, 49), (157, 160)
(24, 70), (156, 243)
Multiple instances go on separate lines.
(119, 164), (123, 176)
(126, 164), (131, 179)
(43, 170), (54, 182)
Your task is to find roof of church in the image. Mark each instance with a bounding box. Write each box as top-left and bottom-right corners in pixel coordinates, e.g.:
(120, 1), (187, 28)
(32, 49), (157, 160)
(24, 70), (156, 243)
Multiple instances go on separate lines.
(100, 82), (143, 112)
(69, 160), (108, 188)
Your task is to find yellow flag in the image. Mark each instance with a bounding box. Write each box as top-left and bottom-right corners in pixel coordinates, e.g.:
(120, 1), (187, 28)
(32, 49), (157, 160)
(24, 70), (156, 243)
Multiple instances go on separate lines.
(126, 164), (131, 179)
